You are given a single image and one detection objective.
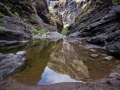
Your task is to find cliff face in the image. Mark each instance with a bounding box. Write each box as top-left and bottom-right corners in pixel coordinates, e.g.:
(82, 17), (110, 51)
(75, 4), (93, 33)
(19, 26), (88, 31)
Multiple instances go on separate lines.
(49, 0), (88, 27)
(0, 0), (50, 27)
(0, 0), (63, 45)
(67, 0), (120, 59)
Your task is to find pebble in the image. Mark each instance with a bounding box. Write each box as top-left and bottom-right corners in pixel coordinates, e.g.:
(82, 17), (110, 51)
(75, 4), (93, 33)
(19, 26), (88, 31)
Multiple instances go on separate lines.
(104, 56), (113, 61)
(90, 54), (99, 58)
(101, 54), (107, 56)
(85, 75), (90, 79)
(108, 72), (118, 78)
(90, 49), (96, 52)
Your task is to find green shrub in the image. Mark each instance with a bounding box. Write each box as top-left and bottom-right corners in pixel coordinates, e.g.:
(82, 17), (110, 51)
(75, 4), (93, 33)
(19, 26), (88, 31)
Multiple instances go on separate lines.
(39, 29), (45, 35)
(112, 0), (120, 4)
(0, 18), (2, 22)
(32, 29), (39, 34)
(5, 5), (11, 10)
(0, 12), (4, 17)
(51, 17), (56, 21)
(81, 7), (89, 13)
(14, 12), (19, 17)
(32, 29), (45, 35)
(61, 27), (68, 35)
(49, 8), (57, 13)
(0, 26), (5, 30)
(110, 50), (114, 53)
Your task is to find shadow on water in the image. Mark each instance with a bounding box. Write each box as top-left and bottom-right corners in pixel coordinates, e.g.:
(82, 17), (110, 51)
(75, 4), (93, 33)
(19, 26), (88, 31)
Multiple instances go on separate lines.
(1, 39), (118, 85)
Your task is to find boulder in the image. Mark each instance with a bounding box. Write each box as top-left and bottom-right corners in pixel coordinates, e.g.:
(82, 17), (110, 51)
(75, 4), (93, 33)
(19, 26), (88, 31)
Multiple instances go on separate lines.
(104, 56), (113, 61)
(0, 53), (26, 81)
(90, 54), (99, 58)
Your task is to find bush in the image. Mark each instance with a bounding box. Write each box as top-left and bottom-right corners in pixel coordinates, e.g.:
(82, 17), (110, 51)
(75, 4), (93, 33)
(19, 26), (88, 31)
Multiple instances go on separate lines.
(81, 7), (89, 13)
(0, 26), (5, 30)
(14, 12), (19, 17)
(110, 50), (114, 53)
(51, 17), (56, 21)
(5, 5), (11, 10)
(32, 29), (45, 35)
(61, 27), (68, 35)
(49, 8), (57, 13)
(32, 29), (39, 34)
(0, 12), (4, 17)
(39, 29), (45, 34)
(112, 0), (120, 4)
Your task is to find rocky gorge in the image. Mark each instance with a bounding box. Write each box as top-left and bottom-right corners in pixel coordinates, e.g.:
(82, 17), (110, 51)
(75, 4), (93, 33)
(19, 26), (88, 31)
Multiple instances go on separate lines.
(0, 0), (120, 90)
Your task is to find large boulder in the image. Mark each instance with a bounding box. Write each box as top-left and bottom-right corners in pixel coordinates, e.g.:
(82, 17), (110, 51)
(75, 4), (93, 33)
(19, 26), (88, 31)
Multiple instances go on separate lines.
(0, 53), (26, 81)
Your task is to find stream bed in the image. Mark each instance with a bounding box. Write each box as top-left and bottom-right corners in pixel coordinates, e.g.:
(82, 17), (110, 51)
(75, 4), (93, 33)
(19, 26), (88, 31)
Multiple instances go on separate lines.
(1, 38), (118, 85)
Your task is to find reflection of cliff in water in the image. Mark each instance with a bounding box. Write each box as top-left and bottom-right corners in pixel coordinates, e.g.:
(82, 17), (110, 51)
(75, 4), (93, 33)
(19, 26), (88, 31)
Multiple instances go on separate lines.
(48, 40), (89, 81)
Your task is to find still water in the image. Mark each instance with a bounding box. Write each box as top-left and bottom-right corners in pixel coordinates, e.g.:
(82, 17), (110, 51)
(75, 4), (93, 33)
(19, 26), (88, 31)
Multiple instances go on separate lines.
(1, 39), (118, 85)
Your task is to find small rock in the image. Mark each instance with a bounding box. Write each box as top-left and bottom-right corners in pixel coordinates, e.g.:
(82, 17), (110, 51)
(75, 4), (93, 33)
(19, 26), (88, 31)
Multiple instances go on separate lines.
(16, 51), (26, 56)
(102, 46), (106, 51)
(104, 56), (113, 61)
(101, 54), (107, 56)
(108, 72), (117, 78)
(85, 75), (90, 79)
(90, 49), (96, 52)
(90, 54), (99, 58)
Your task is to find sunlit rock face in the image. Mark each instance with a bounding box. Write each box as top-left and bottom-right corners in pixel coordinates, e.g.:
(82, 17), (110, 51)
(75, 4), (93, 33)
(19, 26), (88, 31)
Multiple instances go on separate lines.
(49, 0), (87, 27)
(48, 40), (89, 80)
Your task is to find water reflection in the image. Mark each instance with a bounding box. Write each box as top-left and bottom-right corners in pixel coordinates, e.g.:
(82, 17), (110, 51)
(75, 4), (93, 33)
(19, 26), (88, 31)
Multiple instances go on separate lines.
(48, 40), (89, 81)
(38, 66), (77, 85)
(1, 39), (118, 85)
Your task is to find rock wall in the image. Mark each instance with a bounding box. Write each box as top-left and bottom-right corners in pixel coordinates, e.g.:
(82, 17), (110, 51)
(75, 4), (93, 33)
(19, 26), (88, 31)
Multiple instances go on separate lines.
(0, 0), (63, 45)
(49, 0), (88, 27)
(67, 0), (120, 58)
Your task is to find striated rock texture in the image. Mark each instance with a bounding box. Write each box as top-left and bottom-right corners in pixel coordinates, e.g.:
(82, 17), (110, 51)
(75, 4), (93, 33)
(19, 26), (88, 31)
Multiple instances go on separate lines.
(0, 53), (25, 81)
(49, 0), (88, 27)
(67, 0), (120, 59)
(0, 0), (63, 45)
(0, 16), (32, 46)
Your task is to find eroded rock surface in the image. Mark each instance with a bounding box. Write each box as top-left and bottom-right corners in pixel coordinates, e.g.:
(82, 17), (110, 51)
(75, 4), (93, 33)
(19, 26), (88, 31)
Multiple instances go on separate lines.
(49, 0), (88, 27)
(67, 1), (120, 59)
(0, 53), (25, 81)
(0, 16), (32, 46)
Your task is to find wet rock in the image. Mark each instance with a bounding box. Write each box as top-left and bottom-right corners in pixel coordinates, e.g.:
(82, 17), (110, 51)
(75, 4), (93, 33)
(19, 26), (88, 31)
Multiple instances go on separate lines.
(16, 51), (26, 56)
(101, 54), (107, 56)
(108, 72), (119, 78)
(90, 54), (98, 58)
(90, 49), (96, 52)
(104, 56), (113, 61)
(102, 46), (106, 51)
(89, 37), (105, 45)
(0, 53), (26, 81)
